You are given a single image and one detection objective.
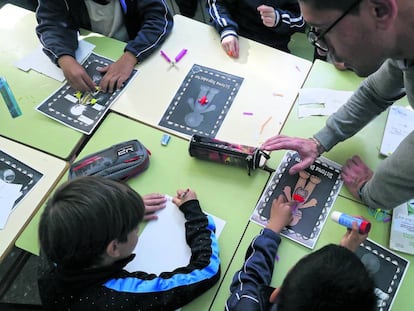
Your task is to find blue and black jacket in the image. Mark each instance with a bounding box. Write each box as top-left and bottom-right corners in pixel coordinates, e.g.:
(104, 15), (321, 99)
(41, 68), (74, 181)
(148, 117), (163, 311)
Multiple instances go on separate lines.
(225, 228), (281, 311)
(207, 0), (305, 52)
(38, 200), (221, 310)
(36, 0), (173, 64)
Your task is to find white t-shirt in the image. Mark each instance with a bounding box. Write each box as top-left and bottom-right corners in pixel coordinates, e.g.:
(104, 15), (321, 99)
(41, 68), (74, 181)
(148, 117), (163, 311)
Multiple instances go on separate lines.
(84, 0), (129, 42)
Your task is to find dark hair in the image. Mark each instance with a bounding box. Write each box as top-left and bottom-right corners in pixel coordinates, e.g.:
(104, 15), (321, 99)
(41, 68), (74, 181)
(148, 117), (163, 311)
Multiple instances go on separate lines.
(277, 244), (376, 311)
(299, 0), (361, 12)
(39, 176), (145, 269)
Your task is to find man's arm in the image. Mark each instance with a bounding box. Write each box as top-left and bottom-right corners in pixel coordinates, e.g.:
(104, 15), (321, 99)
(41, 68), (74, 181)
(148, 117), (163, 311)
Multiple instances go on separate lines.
(314, 59), (406, 151)
(207, 0), (239, 41)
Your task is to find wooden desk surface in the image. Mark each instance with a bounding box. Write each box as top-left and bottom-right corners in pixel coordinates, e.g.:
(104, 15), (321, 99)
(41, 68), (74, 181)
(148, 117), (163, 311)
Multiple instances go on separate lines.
(110, 14), (312, 147)
(0, 4), (85, 159)
(0, 136), (67, 262)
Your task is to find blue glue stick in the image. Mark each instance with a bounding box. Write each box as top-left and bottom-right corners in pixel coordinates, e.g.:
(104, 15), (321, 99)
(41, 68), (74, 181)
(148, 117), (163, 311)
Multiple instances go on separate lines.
(0, 77), (22, 118)
(331, 211), (371, 234)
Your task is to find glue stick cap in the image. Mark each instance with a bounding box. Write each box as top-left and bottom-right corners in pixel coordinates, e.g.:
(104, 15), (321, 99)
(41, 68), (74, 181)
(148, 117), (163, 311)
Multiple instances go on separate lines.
(331, 211), (371, 234)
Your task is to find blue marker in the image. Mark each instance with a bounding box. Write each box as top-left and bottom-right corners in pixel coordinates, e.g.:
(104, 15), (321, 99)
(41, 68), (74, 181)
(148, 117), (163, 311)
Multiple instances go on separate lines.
(0, 77), (22, 118)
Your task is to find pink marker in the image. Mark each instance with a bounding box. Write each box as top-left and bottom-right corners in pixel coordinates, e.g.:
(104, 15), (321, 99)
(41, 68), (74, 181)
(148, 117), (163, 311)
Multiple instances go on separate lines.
(174, 49), (188, 63)
(160, 50), (172, 63)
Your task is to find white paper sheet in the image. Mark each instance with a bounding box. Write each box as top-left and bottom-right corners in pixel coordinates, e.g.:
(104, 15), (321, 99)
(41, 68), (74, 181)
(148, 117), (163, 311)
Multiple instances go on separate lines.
(380, 106), (414, 156)
(297, 87), (353, 118)
(0, 179), (22, 229)
(125, 195), (225, 275)
(15, 40), (95, 82)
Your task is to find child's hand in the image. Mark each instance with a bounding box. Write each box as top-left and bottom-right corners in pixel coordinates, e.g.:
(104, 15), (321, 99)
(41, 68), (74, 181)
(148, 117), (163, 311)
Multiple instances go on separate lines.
(172, 188), (197, 207)
(221, 35), (239, 58)
(340, 221), (368, 252)
(142, 193), (167, 221)
(58, 55), (96, 92)
(266, 194), (293, 233)
(257, 5), (277, 28)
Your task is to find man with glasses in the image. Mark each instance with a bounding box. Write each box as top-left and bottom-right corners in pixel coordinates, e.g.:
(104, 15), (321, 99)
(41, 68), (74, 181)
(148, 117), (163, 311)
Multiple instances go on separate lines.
(261, 0), (414, 211)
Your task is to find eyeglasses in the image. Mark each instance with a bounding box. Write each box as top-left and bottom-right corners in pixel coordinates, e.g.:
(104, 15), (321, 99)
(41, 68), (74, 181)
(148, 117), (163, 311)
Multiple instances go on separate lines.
(307, 0), (363, 52)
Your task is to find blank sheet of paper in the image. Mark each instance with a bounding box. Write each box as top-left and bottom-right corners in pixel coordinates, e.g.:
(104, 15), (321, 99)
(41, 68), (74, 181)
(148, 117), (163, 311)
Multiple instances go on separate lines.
(125, 196), (225, 275)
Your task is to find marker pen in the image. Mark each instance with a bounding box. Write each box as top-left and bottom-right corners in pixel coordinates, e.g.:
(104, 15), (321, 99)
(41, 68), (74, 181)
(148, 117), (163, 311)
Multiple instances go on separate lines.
(0, 77), (22, 118)
(174, 49), (188, 63)
(291, 193), (305, 213)
(331, 211), (371, 234)
(160, 50), (172, 63)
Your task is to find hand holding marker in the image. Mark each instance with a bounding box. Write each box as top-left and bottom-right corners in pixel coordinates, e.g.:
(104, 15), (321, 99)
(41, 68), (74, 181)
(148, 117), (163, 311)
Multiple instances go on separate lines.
(331, 211), (371, 234)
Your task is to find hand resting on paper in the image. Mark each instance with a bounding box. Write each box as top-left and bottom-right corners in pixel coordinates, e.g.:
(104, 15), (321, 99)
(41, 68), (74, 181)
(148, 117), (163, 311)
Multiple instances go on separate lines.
(142, 193), (167, 220)
(266, 194), (294, 233)
(58, 55), (96, 92)
(261, 135), (322, 174)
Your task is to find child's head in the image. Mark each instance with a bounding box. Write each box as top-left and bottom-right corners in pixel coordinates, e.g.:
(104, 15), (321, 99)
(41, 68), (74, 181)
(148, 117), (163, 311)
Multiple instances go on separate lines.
(276, 244), (376, 311)
(39, 176), (145, 269)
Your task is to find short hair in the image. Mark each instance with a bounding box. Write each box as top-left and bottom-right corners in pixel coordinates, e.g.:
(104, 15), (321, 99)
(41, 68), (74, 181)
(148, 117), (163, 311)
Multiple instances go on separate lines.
(277, 244), (376, 311)
(299, 0), (361, 12)
(39, 176), (145, 269)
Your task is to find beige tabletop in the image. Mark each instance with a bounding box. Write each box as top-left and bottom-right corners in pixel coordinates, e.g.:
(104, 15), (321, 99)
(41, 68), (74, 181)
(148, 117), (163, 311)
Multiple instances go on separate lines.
(0, 136), (67, 262)
(111, 14), (312, 147)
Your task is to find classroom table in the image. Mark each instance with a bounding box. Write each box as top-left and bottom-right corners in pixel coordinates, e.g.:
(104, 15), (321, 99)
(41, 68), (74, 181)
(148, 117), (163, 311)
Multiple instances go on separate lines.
(0, 4), (86, 159)
(209, 61), (414, 311)
(16, 112), (271, 310)
(110, 14), (312, 147)
(0, 136), (67, 262)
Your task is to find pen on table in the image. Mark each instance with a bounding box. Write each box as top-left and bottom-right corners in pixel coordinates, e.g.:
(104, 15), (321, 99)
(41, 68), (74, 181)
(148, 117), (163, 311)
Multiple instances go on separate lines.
(180, 188), (190, 199)
(160, 50), (172, 63)
(174, 49), (188, 63)
(0, 77), (22, 118)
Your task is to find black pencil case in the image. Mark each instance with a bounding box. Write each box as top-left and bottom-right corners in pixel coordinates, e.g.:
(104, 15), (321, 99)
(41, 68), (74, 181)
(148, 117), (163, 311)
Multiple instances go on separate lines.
(188, 134), (273, 175)
(69, 139), (150, 181)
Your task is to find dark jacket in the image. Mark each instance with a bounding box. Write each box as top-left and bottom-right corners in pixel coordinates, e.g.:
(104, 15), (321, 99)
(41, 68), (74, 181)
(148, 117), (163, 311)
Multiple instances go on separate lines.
(207, 0), (305, 52)
(36, 0), (173, 64)
(38, 200), (221, 310)
(225, 228), (281, 311)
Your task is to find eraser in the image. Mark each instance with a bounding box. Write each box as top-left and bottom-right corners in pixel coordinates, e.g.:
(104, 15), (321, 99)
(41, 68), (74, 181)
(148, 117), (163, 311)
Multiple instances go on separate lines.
(161, 134), (171, 146)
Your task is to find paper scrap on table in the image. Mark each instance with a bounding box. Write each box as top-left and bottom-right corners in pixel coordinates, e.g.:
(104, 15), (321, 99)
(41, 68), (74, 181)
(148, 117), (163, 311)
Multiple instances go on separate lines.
(14, 40), (95, 82)
(0, 179), (23, 229)
(297, 88), (353, 118)
(125, 195), (225, 275)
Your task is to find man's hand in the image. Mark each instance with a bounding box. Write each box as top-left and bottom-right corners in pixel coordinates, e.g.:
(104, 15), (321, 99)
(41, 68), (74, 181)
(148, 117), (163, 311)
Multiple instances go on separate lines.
(340, 221), (368, 252)
(221, 35), (240, 58)
(97, 51), (137, 93)
(58, 55), (96, 92)
(261, 135), (321, 174)
(341, 155), (373, 200)
(257, 5), (277, 27)
(142, 193), (167, 220)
